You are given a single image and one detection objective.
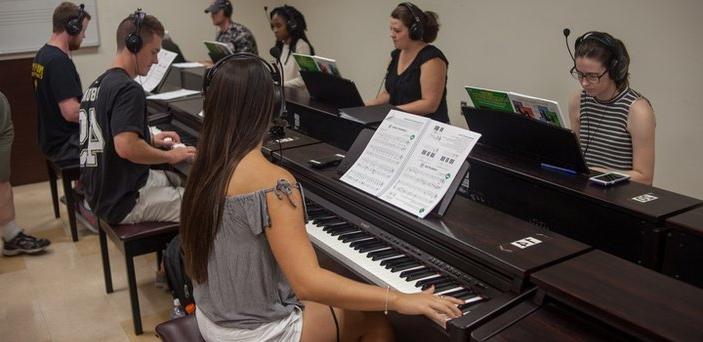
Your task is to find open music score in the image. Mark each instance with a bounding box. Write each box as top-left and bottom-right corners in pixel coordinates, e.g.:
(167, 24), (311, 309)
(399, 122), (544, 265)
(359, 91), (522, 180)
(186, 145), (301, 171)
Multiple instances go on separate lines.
(340, 110), (481, 218)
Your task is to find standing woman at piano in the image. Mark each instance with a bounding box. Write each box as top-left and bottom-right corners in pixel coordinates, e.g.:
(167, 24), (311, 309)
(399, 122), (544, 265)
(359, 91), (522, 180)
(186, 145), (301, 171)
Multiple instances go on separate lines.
(567, 31), (655, 185)
(180, 56), (463, 341)
(269, 5), (315, 89)
(366, 2), (450, 123)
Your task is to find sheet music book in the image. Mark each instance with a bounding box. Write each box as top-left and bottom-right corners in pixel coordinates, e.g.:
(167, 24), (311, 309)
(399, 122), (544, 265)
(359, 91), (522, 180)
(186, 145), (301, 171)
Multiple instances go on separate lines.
(135, 49), (177, 92)
(292, 53), (341, 77)
(146, 89), (200, 101)
(340, 110), (481, 218)
(465, 85), (565, 127)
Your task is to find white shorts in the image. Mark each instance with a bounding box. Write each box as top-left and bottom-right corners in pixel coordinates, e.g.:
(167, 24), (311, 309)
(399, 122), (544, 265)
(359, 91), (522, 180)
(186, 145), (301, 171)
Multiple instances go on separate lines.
(120, 170), (184, 224)
(195, 306), (303, 342)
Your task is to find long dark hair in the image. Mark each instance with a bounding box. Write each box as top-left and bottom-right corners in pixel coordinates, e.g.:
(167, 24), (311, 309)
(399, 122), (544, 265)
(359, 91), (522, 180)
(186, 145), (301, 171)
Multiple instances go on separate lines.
(270, 5), (315, 63)
(180, 58), (276, 284)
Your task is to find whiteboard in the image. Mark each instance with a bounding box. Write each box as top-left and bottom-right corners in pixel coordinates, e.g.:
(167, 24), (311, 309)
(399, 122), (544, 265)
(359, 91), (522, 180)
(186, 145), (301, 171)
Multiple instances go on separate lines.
(0, 0), (100, 55)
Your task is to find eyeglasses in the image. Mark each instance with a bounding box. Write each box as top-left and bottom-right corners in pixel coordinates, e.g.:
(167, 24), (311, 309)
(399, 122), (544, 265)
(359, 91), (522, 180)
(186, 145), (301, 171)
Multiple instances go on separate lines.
(570, 66), (608, 83)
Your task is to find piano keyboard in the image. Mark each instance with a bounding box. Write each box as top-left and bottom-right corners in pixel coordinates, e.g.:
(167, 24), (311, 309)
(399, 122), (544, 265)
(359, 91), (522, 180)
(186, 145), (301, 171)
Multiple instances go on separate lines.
(304, 197), (487, 314)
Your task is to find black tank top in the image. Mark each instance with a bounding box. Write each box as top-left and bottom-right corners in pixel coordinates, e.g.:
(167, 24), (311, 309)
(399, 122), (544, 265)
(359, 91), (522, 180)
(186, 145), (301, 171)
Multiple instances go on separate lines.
(385, 45), (449, 123)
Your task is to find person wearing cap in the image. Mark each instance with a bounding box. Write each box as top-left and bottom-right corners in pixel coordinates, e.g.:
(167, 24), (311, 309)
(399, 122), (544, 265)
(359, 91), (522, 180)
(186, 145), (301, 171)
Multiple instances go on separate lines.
(205, 0), (258, 55)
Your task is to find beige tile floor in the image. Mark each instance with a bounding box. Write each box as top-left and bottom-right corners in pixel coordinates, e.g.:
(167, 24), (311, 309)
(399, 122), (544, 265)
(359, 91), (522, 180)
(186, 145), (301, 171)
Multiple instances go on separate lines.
(0, 181), (172, 341)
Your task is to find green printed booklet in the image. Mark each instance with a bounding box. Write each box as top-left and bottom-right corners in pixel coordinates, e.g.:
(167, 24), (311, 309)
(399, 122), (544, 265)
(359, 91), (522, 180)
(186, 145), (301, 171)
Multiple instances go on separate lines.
(465, 86), (565, 127)
(292, 53), (342, 77)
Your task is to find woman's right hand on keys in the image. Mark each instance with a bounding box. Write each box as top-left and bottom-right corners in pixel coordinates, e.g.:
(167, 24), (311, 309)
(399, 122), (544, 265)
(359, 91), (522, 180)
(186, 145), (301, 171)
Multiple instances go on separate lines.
(390, 286), (464, 325)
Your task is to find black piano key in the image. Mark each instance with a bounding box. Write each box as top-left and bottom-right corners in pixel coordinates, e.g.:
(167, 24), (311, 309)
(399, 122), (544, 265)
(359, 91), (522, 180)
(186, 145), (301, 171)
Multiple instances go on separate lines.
(368, 249), (402, 261)
(380, 256), (413, 267)
(389, 261), (422, 273)
(349, 239), (381, 250)
(433, 281), (461, 293)
(328, 227), (360, 236)
(339, 232), (371, 243)
(323, 223), (355, 232)
(400, 267), (432, 280)
(314, 217), (344, 225)
(441, 288), (473, 300)
(358, 243), (389, 253)
(421, 278), (455, 291)
(415, 276), (446, 288)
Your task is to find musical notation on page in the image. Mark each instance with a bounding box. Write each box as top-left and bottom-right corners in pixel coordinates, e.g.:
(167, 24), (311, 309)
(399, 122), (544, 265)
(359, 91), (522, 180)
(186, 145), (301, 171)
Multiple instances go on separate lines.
(341, 110), (481, 218)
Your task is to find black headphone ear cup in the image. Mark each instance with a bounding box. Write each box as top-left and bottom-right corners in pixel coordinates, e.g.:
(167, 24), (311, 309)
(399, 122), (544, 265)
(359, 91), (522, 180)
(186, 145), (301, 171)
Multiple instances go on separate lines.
(126, 33), (142, 53)
(66, 19), (81, 36)
(287, 19), (298, 32)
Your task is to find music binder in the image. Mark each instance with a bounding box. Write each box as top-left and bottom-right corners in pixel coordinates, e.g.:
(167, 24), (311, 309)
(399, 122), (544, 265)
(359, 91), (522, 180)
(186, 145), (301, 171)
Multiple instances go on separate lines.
(339, 114), (477, 218)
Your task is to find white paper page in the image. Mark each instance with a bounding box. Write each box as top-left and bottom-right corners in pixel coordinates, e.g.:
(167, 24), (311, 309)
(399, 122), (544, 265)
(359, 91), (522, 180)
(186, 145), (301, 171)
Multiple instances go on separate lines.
(146, 89), (200, 101)
(172, 62), (205, 68)
(379, 122), (481, 218)
(135, 49), (177, 92)
(340, 110), (426, 195)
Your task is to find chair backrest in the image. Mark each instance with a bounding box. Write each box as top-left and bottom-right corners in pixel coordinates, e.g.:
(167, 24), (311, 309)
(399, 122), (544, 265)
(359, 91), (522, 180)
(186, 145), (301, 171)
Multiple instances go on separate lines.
(155, 315), (205, 342)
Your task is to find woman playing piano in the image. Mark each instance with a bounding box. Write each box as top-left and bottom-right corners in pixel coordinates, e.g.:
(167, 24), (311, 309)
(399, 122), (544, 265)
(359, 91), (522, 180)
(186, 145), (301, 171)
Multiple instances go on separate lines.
(180, 54), (463, 341)
(567, 31), (655, 185)
(366, 2), (450, 123)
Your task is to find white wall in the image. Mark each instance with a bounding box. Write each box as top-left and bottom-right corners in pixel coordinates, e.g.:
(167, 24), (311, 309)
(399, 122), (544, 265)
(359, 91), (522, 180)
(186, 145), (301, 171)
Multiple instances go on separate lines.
(4, 0), (701, 198)
(267, 0), (703, 199)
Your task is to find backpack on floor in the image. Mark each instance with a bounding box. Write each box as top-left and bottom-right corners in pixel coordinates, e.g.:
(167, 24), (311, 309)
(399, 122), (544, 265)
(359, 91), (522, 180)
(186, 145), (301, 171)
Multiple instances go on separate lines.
(163, 235), (195, 310)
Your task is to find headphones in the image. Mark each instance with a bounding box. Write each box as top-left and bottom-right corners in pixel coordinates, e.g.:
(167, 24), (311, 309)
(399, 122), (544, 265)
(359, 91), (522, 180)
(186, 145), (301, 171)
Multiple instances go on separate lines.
(399, 2), (424, 41)
(125, 9), (145, 54)
(221, 0), (233, 18)
(202, 53), (286, 139)
(66, 3), (86, 36)
(575, 31), (627, 82)
(281, 5), (299, 32)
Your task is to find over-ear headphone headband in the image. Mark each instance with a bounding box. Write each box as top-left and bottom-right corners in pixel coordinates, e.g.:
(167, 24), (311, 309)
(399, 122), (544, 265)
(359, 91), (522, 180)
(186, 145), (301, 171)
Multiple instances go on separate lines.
(125, 9), (145, 54)
(66, 3), (86, 36)
(202, 53), (283, 118)
(399, 2), (424, 41)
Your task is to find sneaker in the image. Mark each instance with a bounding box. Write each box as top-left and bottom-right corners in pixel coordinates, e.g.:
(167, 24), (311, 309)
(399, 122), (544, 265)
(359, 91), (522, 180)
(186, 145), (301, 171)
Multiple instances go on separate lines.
(2, 232), (51, 256)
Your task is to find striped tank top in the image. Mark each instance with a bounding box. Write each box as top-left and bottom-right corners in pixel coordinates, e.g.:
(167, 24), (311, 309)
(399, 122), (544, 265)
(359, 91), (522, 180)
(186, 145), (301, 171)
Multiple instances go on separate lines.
(579, 87), (643, 170)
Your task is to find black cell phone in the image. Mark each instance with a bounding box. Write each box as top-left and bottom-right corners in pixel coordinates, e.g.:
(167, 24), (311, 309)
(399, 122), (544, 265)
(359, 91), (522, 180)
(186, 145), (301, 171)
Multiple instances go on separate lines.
(309, 154), (345, 169)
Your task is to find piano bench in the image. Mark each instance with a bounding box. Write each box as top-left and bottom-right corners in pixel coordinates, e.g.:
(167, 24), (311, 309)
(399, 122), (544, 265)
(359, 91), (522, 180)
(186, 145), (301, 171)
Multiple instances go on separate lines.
(155, 315), (205, 342)
(98, 219), (179, 335)
(46, 159), (85, 241)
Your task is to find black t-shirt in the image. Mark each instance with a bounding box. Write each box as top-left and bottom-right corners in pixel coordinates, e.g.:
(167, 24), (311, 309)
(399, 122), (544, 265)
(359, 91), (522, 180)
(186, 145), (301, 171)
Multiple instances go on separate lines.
(80, 68), (151, 224)
(385, 45), (449, 123)
(32, 44), (83, 158)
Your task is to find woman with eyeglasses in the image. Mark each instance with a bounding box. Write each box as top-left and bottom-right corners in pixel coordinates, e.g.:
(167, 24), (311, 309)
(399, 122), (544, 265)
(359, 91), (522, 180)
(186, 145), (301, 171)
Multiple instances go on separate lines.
(366, 2), (449, 123)
(568, 31), (655, 185)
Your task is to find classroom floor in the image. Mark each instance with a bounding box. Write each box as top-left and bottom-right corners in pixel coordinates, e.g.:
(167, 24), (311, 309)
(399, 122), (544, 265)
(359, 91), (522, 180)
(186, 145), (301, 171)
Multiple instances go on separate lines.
(0, 181), (172, 341)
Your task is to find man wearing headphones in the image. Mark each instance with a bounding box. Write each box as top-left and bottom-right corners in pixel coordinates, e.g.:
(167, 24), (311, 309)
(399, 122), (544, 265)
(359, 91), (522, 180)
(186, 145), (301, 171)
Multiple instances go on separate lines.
(567, 31), (655, 185)
(32, 2), (91, 167)
(205, 0), (258, 55)
(79, 11), (196, 225)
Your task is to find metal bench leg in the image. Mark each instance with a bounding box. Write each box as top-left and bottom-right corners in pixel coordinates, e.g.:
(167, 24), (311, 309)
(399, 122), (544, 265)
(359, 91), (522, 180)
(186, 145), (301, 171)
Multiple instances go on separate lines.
(98, 228), (113, 293)
(126, 254), (143, 335)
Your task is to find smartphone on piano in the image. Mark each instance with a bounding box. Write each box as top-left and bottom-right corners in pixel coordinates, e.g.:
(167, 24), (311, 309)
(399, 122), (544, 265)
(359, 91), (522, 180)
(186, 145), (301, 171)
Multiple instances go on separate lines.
(309, 154), (345, 169)
(589, 171), (630, 186)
